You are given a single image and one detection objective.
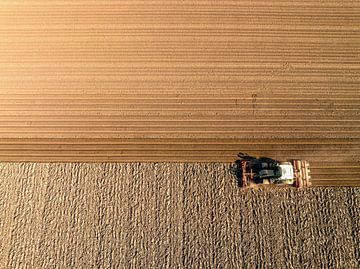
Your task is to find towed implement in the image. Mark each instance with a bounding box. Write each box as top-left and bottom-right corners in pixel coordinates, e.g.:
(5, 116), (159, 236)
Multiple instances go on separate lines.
(231, 153), (311, 188)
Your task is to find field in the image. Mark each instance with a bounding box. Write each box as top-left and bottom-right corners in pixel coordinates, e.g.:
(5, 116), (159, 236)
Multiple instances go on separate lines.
(0, 1), (359, 186)
(0, 163), (359, 268)
(0, 1), (359, 268)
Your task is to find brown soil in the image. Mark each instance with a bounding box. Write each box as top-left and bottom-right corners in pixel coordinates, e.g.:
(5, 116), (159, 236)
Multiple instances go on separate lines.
(0, 1), (359, 187)
(0, 163), (359, 268)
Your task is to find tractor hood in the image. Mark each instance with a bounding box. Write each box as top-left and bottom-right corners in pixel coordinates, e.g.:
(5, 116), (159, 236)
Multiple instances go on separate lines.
(278, 162), (294, 180)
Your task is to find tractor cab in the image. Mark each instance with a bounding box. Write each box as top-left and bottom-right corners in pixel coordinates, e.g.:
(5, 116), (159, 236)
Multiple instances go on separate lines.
(271, 162), (295, 184)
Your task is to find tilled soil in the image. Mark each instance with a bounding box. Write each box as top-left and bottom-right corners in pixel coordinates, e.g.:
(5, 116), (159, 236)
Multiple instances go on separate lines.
(0, 163), (359, 268)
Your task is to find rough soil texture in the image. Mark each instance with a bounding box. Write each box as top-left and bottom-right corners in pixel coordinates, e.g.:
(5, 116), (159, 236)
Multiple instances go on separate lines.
(0, 163), (359, 268)
(0, 1), (359, 187)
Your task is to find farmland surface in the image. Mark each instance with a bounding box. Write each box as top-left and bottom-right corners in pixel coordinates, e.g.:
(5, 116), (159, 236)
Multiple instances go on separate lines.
(0, 163), (359, 268)
(0, 0), (359, 186)
(0, 2), (359, 267)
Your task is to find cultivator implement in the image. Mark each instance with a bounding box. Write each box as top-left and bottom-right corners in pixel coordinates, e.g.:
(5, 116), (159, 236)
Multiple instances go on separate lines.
(293, 160), (312, 188)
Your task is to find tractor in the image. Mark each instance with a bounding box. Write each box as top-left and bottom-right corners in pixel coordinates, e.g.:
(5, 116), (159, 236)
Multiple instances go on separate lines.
(231, 153), (311, 188)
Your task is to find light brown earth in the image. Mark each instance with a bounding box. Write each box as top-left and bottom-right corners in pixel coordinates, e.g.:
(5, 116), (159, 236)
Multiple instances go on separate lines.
(0, 1), (359, 186)
(0, 2), (359, 268)
(0, 163), (359, 268)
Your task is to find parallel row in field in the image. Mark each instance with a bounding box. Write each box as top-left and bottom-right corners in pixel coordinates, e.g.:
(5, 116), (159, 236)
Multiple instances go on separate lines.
(0, 0), (359, 186)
